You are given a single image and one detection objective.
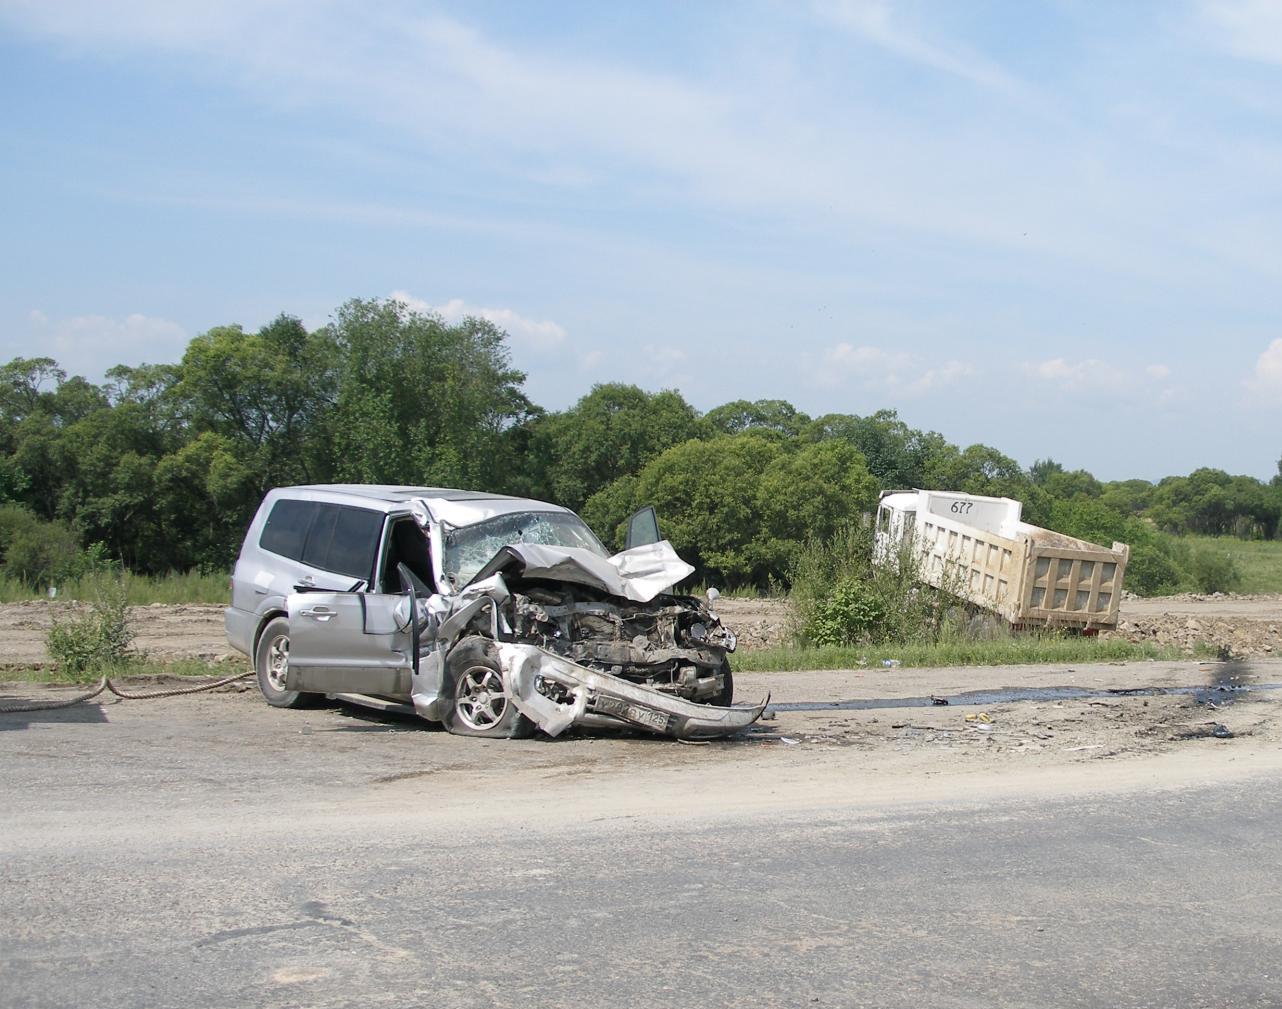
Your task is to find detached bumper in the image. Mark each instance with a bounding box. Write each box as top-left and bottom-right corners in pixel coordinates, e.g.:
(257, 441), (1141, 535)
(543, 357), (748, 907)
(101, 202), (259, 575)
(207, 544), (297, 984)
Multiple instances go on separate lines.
(496, 643), (767, 741)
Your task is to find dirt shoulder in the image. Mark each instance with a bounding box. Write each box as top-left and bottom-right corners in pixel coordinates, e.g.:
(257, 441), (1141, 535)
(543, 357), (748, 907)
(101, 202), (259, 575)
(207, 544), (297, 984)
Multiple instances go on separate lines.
(0, 601), (236, 668)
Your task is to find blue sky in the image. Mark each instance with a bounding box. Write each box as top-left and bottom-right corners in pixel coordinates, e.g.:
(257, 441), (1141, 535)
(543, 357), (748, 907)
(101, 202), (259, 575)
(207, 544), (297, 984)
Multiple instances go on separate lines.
(2, 0), (1281, 481)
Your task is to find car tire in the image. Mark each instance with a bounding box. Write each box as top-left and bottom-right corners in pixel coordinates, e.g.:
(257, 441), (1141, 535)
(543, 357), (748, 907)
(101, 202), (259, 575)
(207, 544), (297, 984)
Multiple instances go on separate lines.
(254, 617), (312, 709)
(714, 658), (735, 706)
(442, 637), (535, 739)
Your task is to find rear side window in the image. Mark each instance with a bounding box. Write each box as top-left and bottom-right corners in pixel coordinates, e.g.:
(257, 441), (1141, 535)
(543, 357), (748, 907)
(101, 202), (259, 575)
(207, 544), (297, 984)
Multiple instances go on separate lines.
(259, 499), (317, 561)
(301, 504), (383, 580)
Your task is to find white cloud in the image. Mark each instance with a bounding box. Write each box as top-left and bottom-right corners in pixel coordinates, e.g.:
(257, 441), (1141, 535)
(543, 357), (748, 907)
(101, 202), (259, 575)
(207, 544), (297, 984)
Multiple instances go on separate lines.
(1024, 357), (1182, 406)
(1198, 0), (1282, 64)
(813, 0), (1024, 94)
(389, 290), (566, 348)
(817, 343), (974, 396)
(19, 310), (188, 379)
(1025, 357), (1126, 391)
(1245, 337), (1282, 400)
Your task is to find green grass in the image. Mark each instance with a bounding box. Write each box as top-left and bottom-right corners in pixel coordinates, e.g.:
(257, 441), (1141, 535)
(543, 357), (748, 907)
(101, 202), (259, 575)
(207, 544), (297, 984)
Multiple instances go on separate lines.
(4, 656), (247, 686)
(0, 570), (229, 605)
(1181, 535), (1282, 594)
(733, 635), (1217, 672)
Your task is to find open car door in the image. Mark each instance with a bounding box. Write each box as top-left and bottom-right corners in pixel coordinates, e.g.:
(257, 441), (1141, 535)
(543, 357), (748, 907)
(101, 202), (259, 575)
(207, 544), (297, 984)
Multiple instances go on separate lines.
(625, 506), (662, 551)
(285, 590), (416, 697)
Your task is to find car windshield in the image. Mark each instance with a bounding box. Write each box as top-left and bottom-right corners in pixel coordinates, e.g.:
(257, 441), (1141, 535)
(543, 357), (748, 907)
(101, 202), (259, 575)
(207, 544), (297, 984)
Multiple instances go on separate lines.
(442, 509), (608, 588)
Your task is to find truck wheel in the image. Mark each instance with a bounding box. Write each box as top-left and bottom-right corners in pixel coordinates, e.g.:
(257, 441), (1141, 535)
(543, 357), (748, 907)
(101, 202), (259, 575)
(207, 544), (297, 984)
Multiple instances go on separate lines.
(442, 638), (534, 739)
(254, 617), (312, 709)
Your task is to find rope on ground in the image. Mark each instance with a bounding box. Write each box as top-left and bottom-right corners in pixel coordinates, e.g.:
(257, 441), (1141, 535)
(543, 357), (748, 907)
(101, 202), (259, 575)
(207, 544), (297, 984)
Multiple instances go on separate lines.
(0, 670), (254, 713)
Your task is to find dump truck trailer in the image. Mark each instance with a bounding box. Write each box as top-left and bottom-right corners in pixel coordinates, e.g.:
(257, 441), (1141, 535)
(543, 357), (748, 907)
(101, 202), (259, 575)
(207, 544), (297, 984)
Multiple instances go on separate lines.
(873, 490), (1130, 630)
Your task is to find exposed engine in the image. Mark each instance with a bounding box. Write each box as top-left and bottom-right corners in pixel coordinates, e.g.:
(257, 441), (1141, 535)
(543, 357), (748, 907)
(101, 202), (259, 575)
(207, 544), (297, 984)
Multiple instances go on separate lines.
(505, 581), (736, 703)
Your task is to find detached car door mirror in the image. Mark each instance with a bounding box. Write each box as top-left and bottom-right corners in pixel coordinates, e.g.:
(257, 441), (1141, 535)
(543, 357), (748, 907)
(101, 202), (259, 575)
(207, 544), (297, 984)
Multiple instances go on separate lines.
(625, 506), (662, 551)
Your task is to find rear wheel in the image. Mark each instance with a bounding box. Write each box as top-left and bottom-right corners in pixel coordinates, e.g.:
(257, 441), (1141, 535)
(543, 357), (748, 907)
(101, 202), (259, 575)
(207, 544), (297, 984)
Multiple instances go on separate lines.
(442, 638), (534, 739)
(254, 617), (312, 709)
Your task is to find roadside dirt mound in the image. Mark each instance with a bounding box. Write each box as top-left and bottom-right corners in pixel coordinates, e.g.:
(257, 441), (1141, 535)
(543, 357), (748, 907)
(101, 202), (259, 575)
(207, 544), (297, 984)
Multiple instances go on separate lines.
(716, 597), (791, 649)
(1106, 614), (1281, 659)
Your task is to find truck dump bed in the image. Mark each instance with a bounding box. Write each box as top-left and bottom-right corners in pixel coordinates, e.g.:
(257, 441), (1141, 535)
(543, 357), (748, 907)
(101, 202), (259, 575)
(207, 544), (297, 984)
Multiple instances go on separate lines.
(879, 490), (1129, 629)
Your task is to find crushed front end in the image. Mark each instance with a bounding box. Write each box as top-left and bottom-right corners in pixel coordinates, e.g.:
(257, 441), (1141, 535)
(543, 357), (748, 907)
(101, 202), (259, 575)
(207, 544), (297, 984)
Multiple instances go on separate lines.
(508, 583), (736, 704)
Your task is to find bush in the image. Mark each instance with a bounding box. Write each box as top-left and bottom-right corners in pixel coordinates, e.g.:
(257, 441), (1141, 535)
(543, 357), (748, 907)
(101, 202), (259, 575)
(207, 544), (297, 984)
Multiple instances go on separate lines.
(804, 577), (888, 646)
(1188, 547), (1242, 594)
(46, 576), (134, 677)
(790, 523), (957, 647)
(0, 504), (82, 589)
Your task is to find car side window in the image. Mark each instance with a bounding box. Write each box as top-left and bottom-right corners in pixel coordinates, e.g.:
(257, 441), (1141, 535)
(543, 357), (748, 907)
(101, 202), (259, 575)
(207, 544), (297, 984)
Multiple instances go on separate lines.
(327, 507), (384, 580)
(297, 503), (383, 581)
(301, 505), (340, 570)
(259, 499), (317, 561)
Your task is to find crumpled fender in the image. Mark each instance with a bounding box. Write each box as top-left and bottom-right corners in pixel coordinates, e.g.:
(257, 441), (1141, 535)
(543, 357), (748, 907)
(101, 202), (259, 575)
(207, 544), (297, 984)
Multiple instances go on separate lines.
(495, 642), (767, 741)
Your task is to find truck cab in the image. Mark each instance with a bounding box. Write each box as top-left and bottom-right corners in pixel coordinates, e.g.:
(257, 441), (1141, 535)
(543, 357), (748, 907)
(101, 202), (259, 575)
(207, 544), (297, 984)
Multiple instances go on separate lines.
(873, 491), (919, 567)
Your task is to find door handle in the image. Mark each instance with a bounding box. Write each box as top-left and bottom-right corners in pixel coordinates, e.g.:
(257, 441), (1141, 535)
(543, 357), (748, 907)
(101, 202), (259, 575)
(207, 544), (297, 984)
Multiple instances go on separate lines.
(301, 606), (335, 621)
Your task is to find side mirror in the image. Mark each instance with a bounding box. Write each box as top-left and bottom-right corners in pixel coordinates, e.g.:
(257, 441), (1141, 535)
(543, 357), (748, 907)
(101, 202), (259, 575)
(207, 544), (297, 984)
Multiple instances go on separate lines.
(625, 506), (661, 551)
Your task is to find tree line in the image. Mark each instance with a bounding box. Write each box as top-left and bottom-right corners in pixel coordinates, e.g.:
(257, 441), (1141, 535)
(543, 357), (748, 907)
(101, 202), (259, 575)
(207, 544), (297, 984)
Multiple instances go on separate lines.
(2, 297), (1279, 594)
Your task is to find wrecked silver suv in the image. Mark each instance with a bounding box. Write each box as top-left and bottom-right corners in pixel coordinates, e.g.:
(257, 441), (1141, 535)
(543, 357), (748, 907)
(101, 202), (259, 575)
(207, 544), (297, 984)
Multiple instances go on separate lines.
(225, 486), (765, 740)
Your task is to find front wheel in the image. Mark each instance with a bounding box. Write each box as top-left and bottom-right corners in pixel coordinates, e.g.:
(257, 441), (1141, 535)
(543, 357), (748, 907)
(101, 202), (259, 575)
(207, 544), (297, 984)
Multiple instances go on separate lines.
(441, 638), (534, 739)
(254, 617), (312, 709)
(713, 658), (734, 706)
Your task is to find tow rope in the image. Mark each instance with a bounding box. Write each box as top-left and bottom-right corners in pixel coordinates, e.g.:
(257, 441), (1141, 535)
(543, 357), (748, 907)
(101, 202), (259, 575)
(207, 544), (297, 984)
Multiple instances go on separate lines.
(0, 670), (254, 713)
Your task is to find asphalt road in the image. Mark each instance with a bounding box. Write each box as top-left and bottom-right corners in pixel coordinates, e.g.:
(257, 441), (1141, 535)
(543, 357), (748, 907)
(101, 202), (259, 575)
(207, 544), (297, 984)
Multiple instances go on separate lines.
(3, 687), (1282, 1008)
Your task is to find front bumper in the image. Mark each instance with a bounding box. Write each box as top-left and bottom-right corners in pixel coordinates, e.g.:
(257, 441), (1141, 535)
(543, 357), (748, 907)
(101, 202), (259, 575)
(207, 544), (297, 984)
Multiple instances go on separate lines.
(496, 643), (767, 741)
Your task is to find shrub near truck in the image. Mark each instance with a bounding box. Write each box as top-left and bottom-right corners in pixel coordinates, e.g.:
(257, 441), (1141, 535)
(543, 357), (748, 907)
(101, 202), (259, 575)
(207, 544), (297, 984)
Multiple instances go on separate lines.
(225, 485), (765, 740)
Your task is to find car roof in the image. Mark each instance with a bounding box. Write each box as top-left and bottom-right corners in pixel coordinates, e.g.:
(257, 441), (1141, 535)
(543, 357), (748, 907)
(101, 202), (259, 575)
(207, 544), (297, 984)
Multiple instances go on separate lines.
(275, 484), (573, 525)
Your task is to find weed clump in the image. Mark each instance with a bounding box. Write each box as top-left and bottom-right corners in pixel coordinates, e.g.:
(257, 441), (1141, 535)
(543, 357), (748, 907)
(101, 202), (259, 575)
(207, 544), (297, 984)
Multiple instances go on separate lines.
(1188, 546), (1242, 594)
(789, 522), (957, 648)
(45, 576), (134, 678)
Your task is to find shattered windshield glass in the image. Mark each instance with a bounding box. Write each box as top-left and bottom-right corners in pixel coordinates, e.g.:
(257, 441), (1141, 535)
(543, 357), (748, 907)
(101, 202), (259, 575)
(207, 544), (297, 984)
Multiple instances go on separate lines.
(442, 510), (608, 587)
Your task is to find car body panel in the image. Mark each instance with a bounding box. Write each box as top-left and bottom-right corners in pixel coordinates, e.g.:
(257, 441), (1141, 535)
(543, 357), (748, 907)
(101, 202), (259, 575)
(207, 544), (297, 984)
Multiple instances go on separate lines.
(285, 591), (414, 697)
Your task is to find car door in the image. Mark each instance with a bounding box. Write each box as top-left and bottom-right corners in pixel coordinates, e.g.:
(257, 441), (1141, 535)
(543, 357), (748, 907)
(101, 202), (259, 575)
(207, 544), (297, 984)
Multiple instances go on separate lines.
(625, 506), (662, 551)
(285, 590), (416, 697)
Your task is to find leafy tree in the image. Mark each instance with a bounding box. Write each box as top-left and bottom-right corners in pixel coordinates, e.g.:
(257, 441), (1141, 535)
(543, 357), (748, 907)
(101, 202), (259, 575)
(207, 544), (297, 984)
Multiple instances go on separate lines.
(924, 443), (1030, 500)
(326, 298), (534, 491)
(177, 315), (338, 492)
(154, 432), (257, 569)
(1029, 458), (1101, 499)
(1099, 479), (1155, 516)
(1147, 468), (1280, 538)
(705, 398), (810, 439)
(586, 435), (877, 588)
(803, 409), (955, 490)
(532, 383), (703, 510)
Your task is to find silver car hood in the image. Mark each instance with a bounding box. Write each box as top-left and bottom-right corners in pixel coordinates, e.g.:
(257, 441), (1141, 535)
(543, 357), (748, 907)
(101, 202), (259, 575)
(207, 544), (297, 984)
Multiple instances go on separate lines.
(468, 539), (695, 603)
